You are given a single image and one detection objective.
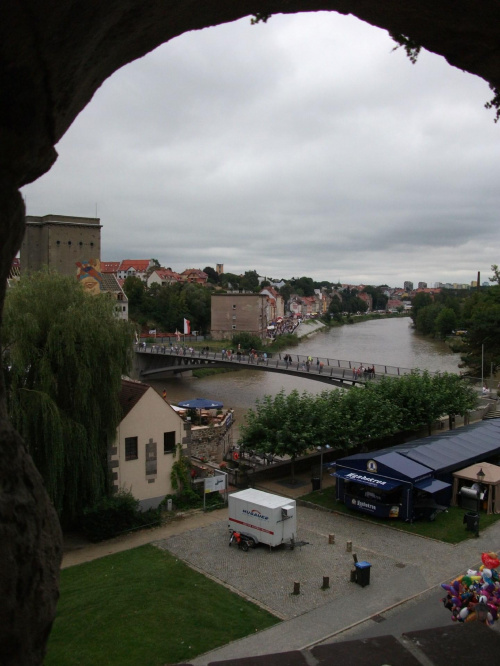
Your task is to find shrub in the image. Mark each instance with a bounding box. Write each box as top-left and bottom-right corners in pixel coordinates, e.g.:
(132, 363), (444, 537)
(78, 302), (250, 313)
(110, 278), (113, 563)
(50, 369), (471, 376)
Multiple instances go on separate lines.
(160, 488), (224, 512)
(161, 488), (202, 511)
(82, 490), (161, 542)
(231, 332), (262, 350)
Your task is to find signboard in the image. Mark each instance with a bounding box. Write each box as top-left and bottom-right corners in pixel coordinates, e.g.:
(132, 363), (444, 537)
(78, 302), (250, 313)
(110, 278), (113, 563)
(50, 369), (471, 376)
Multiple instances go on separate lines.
(204, 475), (226, 494)
(345, 493), (401, 519)
(336, 469), (402, 491)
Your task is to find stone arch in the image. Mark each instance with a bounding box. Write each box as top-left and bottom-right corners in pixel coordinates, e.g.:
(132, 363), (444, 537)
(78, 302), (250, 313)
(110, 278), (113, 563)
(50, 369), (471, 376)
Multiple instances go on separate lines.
(1, 2), (500, 663)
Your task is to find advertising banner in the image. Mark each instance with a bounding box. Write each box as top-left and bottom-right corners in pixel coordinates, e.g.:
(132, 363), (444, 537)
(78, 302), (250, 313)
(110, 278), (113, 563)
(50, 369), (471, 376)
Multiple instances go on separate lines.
(345, 493), (401, 519)
(204, 475), (226, 494)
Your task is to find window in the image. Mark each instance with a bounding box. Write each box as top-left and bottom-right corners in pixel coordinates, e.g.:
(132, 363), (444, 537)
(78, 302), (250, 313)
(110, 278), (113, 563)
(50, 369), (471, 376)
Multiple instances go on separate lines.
(164, 431), (176, 454)
(232, 304), (237, 309)
(125, 436), (138, 460)
(232, 315), (236, 320)
(232, 324), (236, 330)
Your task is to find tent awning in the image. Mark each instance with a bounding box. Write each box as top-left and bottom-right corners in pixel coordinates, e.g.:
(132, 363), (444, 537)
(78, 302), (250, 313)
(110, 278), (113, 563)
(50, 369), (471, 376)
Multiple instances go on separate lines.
(414, 478), (451, 494)
(178, 398), (223, 410)
(335, 468), (402, 491)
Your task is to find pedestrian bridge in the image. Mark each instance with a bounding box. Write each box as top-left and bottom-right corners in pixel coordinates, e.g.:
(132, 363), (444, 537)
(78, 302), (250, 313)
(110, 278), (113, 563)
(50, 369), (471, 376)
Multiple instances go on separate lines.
(134, 344), (427, 388)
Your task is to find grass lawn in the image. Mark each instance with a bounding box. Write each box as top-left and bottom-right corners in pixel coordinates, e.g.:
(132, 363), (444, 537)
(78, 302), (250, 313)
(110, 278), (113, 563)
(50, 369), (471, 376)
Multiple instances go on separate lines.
(45, 545), (279, 666)
(301, 488), (500, 544)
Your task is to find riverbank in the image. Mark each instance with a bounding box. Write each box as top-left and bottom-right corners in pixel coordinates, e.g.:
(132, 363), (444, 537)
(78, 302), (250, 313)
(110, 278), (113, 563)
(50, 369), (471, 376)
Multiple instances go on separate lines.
(294, 318), (326, 338)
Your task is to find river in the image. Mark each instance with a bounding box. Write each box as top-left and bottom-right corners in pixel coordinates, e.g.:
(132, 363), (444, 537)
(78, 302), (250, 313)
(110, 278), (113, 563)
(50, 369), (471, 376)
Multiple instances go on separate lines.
(147, 317), (461, 440)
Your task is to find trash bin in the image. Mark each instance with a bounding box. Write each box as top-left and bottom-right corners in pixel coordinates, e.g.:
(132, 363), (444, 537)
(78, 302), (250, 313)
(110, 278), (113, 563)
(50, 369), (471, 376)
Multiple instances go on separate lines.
(355, 560), (371, 587)
(464, 511), (479, 533)
(311, 477), (321, 491)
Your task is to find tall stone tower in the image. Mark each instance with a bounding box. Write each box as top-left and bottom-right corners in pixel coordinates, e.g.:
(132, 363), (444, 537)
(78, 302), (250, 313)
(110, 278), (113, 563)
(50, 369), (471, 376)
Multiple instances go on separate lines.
(21, 214), (101, 276)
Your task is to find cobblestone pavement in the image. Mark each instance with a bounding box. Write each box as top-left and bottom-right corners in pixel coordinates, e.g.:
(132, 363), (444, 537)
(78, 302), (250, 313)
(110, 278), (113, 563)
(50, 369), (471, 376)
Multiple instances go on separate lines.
(155, 508), (500, 665)
(155, 506), (499, 622)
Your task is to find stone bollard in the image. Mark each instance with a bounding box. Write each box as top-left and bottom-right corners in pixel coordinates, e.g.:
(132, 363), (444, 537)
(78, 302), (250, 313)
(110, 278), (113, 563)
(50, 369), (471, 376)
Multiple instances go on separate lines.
(328, 534), (335, 544)
(292, 581), (300, 595)
(346, 540), (352, 552)
(322, 576), (330, 590)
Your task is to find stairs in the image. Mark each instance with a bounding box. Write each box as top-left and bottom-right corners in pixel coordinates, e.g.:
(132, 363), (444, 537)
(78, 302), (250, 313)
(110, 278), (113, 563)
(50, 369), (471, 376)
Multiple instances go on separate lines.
(483, 402), (500, 419)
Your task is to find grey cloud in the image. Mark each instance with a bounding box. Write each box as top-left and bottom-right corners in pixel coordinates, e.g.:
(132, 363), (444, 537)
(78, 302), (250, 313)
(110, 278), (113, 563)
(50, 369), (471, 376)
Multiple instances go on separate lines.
(23, 13), (500, 288)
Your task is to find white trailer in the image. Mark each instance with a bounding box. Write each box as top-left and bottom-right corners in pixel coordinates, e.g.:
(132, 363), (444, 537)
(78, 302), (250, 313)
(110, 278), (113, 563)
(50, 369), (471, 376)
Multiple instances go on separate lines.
(228, 489), (297, 548)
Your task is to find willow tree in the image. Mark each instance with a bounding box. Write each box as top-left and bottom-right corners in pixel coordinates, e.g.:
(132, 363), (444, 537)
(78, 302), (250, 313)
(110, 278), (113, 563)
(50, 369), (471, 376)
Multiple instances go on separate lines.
(1, 271), (133, 526)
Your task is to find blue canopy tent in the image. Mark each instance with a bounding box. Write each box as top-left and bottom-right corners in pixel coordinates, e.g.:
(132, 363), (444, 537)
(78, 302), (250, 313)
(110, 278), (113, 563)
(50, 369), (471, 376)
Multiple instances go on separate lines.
(334, 420), (500, 521)
(177, 398), (224, 425)
(178, 398), (223, 410)
(334, 451), (436, 521)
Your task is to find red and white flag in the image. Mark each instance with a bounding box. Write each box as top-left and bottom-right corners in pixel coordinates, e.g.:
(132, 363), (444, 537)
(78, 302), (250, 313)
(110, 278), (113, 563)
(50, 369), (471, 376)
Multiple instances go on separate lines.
(183, 318), (191, 335)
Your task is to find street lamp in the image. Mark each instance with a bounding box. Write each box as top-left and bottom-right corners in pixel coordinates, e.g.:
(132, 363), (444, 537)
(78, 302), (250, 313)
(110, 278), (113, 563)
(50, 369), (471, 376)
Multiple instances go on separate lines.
(316, 445), (331, 489)
(475, 467), (485, 537)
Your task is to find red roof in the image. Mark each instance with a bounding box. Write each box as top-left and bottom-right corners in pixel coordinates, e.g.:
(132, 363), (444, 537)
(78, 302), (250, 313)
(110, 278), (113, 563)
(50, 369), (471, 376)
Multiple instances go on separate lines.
(119, 260), (151, 272)
(154, 269), (183, 281)
(181, 269), (208, 278)
(101, 261), (120, 273)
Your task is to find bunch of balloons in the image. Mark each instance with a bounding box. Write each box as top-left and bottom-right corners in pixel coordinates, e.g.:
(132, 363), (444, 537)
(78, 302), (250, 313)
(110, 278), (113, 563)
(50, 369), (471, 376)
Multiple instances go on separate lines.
(441, 552), (500, 624)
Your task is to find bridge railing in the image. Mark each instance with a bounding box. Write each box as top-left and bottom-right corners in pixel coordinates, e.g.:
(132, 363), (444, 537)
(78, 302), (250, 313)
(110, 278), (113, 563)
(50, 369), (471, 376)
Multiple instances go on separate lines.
(134, 343), (439, 380)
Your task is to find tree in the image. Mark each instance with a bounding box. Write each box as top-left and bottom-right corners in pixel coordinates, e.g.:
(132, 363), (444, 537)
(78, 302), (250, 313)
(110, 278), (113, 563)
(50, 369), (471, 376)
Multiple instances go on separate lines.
(240, 270), (260, 292)
(461, 296), (500, 375)
(1, 271), (134, 525)
(146, 258), (161, 276)
(219, 272), (241, 290)
(490, 264), (500, 284)
(239, 390), (316, 483)
(415, 303), (443, 335)
(410, 292), (433, 324)
(203, 266), (219, 284)
(362, 285), (388, 311)
(328, 294), (342, 316)
(372, 372), (477, 435)
(290, 276), (315, 297)
(435, 307), (457, 337)
(123, 275), (146, 324)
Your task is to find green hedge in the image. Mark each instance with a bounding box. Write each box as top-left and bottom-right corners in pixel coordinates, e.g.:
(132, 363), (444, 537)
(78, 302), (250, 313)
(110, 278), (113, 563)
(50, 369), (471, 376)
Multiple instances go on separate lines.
(82, 490), (161, 542)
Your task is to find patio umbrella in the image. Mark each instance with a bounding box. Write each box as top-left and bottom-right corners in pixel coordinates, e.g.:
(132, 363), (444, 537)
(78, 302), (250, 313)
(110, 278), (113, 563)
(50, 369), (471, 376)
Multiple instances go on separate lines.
(177, 398), (223, 410)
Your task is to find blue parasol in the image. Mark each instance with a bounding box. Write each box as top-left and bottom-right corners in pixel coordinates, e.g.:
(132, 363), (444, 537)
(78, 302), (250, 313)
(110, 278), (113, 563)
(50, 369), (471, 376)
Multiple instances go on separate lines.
(178, 398), (223, 410)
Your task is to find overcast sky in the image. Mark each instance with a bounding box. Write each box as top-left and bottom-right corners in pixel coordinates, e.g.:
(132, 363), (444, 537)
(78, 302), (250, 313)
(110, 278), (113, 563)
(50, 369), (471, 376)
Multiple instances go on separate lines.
(22, 12), (500, 288)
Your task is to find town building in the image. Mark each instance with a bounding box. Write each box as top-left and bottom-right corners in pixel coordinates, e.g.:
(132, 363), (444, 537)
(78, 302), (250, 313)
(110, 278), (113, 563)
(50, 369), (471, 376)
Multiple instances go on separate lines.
(20, 215), (127, 315)
(101, 261), (120, 274)
(259, 286), (285, 320)
(211, 293), (270, 340)
(403, 281), (414, 292)
(181, 268), (208, 284)
(417, 281), (427, 289)
(147, 268), (184, 288)
(110, 378), (190, 510)
(117, 259), (154, 282)
(101, 273), (129, 320)
(358, 291), (373, 311)
(21, 214), (101, 276)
